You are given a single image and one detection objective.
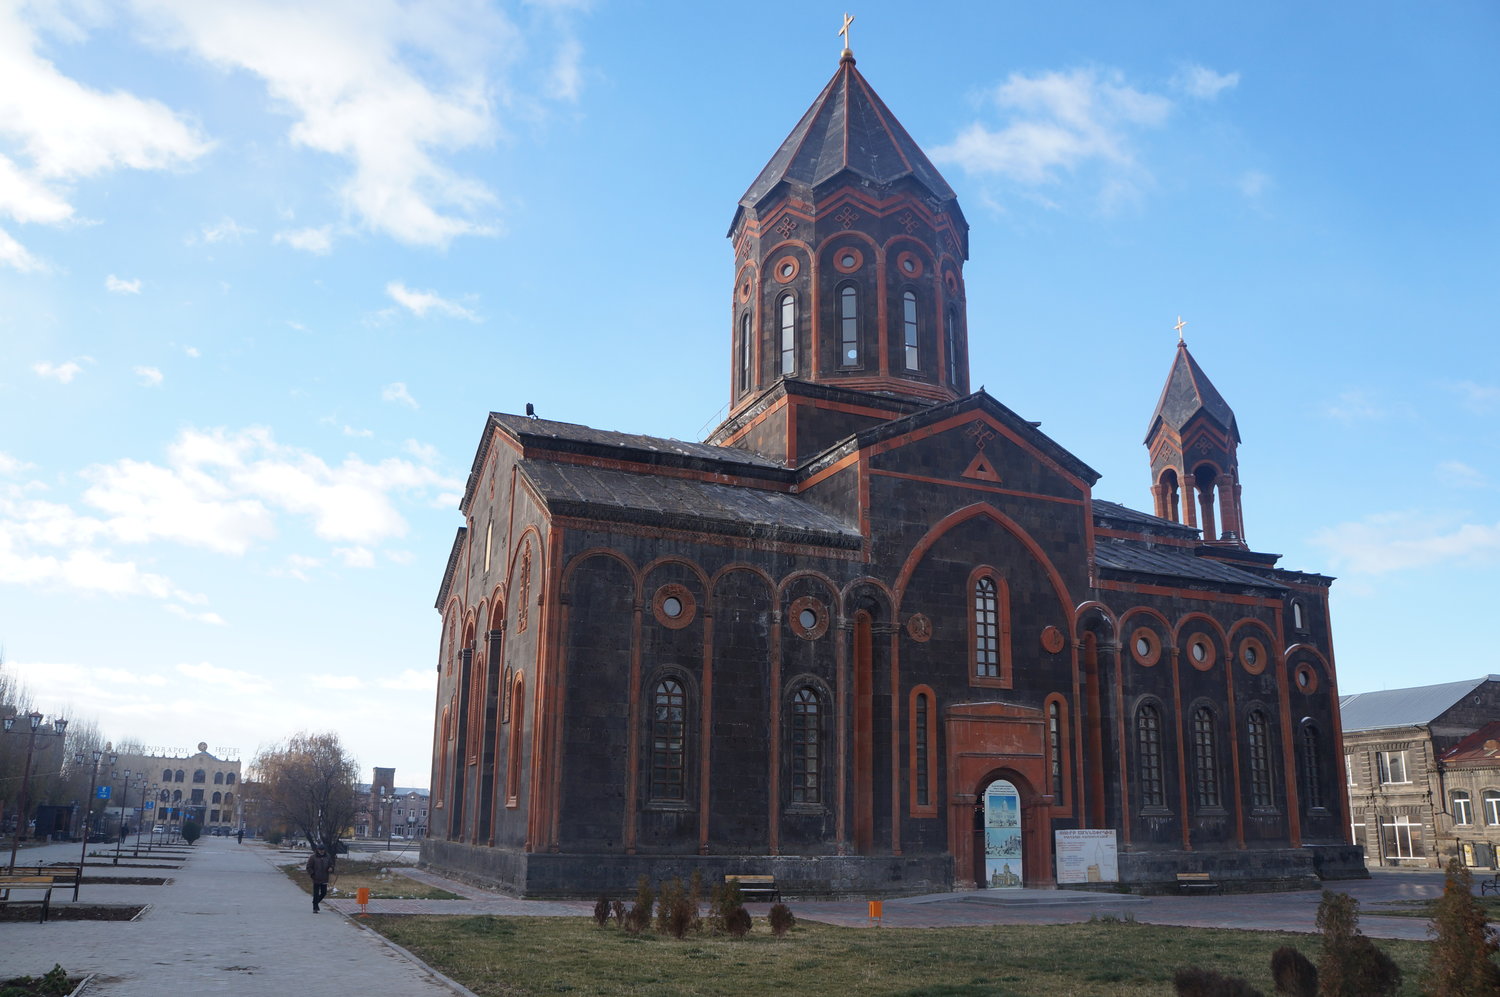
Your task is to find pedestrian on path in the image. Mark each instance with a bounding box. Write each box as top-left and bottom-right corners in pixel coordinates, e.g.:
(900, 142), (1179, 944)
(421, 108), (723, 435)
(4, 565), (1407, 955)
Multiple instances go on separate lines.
(236, 828), (243, 844)
(306, 845), (334, 912)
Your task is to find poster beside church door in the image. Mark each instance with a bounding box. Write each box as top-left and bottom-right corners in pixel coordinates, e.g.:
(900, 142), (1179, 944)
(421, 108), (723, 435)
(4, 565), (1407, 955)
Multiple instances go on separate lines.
(983, 780), (1022, 888)
(1054, 828), (1119, 884)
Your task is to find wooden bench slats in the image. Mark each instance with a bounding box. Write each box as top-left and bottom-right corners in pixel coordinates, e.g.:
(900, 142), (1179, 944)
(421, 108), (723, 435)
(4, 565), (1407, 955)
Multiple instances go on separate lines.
(1176, 872), (1219, 894)
(725, 874), (780, 902)
(8, 865), (81, 901)
(0, 874), (57, 923)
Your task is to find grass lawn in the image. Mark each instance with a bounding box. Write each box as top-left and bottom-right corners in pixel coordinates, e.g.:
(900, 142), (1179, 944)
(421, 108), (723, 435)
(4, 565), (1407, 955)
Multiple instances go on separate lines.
(364, 915), (1436, 996)
(280, 862), (462, 901)
(1368, 894), (1500, 921)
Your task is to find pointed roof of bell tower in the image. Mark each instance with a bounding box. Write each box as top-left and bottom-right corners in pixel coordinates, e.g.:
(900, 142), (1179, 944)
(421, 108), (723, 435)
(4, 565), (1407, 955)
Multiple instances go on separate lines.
(737, 50), (958, 214)
(1145, 340), (1240, 444)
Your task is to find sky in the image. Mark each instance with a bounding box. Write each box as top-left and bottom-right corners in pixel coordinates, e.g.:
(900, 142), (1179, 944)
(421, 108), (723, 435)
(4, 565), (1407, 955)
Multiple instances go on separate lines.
(2, 1), (1496, 789)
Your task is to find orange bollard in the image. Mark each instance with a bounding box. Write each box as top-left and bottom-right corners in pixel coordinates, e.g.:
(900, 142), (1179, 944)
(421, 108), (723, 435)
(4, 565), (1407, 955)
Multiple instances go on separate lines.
(356, 886), (370, 917)
(868, 900), (882, 926)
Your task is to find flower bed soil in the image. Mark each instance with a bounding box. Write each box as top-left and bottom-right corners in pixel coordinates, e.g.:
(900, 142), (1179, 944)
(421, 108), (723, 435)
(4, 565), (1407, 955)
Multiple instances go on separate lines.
(0, 904), (147, 923)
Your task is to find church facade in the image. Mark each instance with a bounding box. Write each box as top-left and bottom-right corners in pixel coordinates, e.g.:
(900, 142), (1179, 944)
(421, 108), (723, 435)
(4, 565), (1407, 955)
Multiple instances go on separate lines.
(423, 50), (1362, 897)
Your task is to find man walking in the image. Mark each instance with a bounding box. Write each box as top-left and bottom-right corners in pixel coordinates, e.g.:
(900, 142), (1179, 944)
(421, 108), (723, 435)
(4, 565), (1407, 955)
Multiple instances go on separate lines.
(306, 845), (334, 913)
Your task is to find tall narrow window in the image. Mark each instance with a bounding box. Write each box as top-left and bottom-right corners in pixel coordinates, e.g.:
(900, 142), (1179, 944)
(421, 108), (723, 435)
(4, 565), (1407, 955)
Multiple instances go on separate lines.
(1485, 790), (1500, 826)
(1136, 704), (1165, 809)
(739, 313), (751, 392)
(506, 674), (525, 806)
(779, 294), (796, 376)
(1301, 724), (1324, 810)
(1247, 710), (1274, 808)
(974, 577), (999, 678)
(945, 306), (958, 384)
(840, 285), (859, 365)
(1292, 600), (1305, 631)
(1192, 707), (1220, 809)
(1452, 791), (1473, 826)
(1377, 750), (1409, 784)
(915, 692), (930, 807)
(1048, 701), (1063, 800)
(902, 290), (919, 370)
(791, 687), (821, 804)
(651, 678), (686, 802)
(517, 541), (531, 633)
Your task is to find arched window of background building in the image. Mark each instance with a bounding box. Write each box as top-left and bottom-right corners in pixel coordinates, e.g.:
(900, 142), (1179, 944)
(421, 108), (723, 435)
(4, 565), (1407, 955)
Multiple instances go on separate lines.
(1247, 710), (1274, 808)
(651, 677), (687, 803)
(1192, 707), (1221, 809)
(974, 577), (999, 678)
(791, 686), (822, 805)
(1136, 703), (1166, 809)
(780, 293), (796, 376)
(840, 285), (859, 366)
(902, 290), (919, 370)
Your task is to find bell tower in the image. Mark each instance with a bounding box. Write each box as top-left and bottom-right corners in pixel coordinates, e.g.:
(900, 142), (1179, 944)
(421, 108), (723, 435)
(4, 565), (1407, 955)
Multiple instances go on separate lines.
(1144, 333), (1247, 545)
(719, 44), (971, 448)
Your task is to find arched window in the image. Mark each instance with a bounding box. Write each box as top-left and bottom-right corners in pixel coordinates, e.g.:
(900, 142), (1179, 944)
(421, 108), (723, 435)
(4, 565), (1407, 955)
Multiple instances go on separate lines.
(1485, 790), (1500, 826)
(193, 769), (205, 783)
(506, 673), (525, 807)
(839, 285), (859, 366)
(945, 305), (958, 384)
(175, 770), (185, 783)
(974, 577), (999, 678)
(738, 312), (751, 392)
(212, 792), (222, 804)
(902, 290), (919, 370)
(1247, 710), (1274, 809)
(158, 790), (168, 803)
(172, 789), (182, 802)
(517, 542), (532, 633)
(226, 772), (235, 785)
(915, 692), (930, 807)
(163, 769), (172, 782)
(1452, 791), (1473, 826)
(791, 687), (821, 805)
(1292, 600), (1305, 631)
(1048, 700), (1064, 801)
(1300, 723), (1324, 810)
(651, 678), (687, 803)
(779, 293), (796, 376)
(214, 771), (224, 784)
(1192, 707), (1221, 809)
(1136, 704), (1166, 809)
(223, 793), (233, 807)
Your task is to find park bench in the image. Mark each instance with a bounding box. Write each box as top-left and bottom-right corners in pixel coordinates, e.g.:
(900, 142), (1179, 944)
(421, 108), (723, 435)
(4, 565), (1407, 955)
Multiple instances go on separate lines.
(726, 874), (780, 903)
(1176, 872), (1219, 895)
(9, 864), (82, 901)
(1479, 872), (1500, 896)
(0, 874), (57, 922)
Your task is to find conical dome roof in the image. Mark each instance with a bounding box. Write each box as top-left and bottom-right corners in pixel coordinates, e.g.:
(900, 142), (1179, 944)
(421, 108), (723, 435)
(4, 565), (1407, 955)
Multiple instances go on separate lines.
(739, 54), (957, 211)
(1146, 341), (1240, 443)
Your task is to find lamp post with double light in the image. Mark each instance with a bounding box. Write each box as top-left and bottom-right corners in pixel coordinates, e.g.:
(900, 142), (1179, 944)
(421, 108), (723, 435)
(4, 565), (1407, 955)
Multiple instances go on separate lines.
(76, 743), (118, 874)
(4, 711), (68, 872)
(112, 768), (135, 866)
(135, 781), (156, 857)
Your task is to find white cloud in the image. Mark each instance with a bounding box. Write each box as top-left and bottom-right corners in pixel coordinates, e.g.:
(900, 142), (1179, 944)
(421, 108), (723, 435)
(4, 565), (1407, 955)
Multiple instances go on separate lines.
(1311, 511), (1500, 574)
(342, 425), (373, 438)
(0, 6), (212, 270)
(0, 451), (35, 474)
(274, 225), (334, 254)
(334, 545), (375, 568)
(1447, 380), (1500, 414)
(377, 668), (434, 691)
(933, 68), (1172, 209)
(385, 280), (479, 320)
(1437, 460), (1488, 489)
(176, 661), (271, 694)
(1173, 64), (1240, 100)
(1238, 170), (1271, 198)
(1323, 389), (1385, 423)
(403, 439), (439, 463)
(33, 360), (83, 383)
(184, 345), (201, 358)
(382, 382), (419, 409)
(191, 216), (254, 244)
(106, 274), (142, 294)
(166, 603), (227, 625)
(310, 673), (366, 690)
(135, 365), (164, 387)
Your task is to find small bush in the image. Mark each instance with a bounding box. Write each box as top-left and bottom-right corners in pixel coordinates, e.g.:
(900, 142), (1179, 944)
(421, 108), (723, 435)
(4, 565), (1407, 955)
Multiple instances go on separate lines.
(1173, 967), (1264, 997)
(624, 901), (650, 934)
(655, 877), (694, 938)
(611, 900), (626, 926)
(181, 821), (201, 844)
(264, 830), (283, 845)
(1424, 859), (1500, 997)
(1269, 945), (1317, 997)
(592, 895), (611, 927)
(1315, 891), (1401, 997)
(725, 906), (752, 938)
(768, 902), (795, 937)
(0, 965), (73, 997)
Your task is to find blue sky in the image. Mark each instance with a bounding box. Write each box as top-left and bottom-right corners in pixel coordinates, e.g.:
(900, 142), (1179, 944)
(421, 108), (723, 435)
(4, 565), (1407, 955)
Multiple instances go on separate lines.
(2, 1), (1496, 788)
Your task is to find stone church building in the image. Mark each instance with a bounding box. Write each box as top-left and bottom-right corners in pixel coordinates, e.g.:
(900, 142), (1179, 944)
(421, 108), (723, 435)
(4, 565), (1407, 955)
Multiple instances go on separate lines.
(424, 48), (1359, 896)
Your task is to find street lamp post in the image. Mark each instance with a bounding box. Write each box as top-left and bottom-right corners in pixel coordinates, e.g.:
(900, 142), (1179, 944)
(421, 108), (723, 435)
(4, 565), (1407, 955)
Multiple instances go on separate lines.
(77, 743), (118, 875)
(135, 782), (156, 857)
(4, 711), (68, 872)
(113, 769), (134, 866)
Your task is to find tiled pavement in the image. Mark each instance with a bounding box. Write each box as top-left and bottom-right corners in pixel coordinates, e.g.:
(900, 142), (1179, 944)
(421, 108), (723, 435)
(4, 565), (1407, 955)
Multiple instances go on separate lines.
(0, 837), (1460, 994)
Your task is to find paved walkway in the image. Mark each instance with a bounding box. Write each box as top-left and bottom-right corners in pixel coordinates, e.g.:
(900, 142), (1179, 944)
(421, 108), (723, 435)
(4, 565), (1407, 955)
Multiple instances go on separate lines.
(0, 837), (1464, 994)
(0, 837), (464, 996)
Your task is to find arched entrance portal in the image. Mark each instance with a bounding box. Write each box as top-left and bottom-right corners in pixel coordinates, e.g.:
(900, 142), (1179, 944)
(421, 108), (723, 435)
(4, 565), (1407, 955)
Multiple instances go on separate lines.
(946, 701), (1055, 889)
(975, 779), (1023, 888)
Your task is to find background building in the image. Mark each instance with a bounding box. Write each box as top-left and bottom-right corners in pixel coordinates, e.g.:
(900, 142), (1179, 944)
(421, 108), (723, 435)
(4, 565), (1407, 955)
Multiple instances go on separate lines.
(121, 741), (243, 835)
(1341, 675), (1500, 870)
(425, 49), (1357, 897)
(355, 767), (430, 839)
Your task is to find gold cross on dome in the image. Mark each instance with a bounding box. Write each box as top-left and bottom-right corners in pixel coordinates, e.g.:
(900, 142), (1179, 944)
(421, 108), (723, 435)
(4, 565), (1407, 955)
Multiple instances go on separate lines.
(1174, 315), (1187, 342)
(840, 12), (855, 52)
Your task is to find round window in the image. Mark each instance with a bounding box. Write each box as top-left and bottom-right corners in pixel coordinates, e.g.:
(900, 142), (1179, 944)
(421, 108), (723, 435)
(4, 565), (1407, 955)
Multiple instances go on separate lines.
(789, 596), (829, 640)
(1244, 645), (1258, 666)
(1191, 642), (1206, 661)
(652, 584), (695, 629)
(1136, 637), (1150, 656)
(662, 597), (682, 619)
(840, 253), (856, 268)
(902, 258), (916, 273)
(779, 262), (794, 278)
(1130, 627), (1161, 667)
(799, 608), (817, 630)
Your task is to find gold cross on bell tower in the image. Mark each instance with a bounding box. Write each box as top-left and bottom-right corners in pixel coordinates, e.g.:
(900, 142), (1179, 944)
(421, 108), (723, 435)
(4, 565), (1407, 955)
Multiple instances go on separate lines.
(1174, 315), (1187, 343)
(840, 12), (855, 55)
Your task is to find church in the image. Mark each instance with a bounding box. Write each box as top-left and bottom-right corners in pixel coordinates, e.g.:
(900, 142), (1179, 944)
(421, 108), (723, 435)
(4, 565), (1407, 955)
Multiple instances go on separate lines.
(423, 44), (1361, 897)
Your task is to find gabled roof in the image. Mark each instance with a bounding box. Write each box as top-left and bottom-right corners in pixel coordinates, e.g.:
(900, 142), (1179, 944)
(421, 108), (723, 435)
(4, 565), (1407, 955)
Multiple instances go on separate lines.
(1145, 341), (1240, 443)
(1439, 721), (1500, 765)
(519, 460), (861, 549)
(1092, 499), (1201, 539)
(1339, 676), (1498, 732)
(739, 54), (957, 212)
(1094, 539), (1285, 591)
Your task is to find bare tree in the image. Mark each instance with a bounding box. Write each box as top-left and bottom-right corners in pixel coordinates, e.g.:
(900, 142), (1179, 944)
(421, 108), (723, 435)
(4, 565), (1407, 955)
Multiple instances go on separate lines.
(251, 732), (359, 850)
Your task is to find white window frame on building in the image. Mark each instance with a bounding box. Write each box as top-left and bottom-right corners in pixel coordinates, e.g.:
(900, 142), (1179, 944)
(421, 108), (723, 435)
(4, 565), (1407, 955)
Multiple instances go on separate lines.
(1381, 815), (1423, 859)
(1377, 750), (1409, 785)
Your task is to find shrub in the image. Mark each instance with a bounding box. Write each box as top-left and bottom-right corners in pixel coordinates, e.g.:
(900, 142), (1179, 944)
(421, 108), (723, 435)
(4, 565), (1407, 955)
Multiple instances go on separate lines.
(768, 902), (795, 937)
(181, 821), (201, 844)
(1424, 859), (1500, 997)
(1315, 891), (1401, 997)
(611, 900), (626, 926)
(264, 830), (283, 845)
(1269, 945), (1317, 997)
(655, 877), (694, 938)
(1173, 967), (1264, 997)
(592, 895), (611, 927)
(725, 906), (752, 938)
(624, 901), (650, 934)
(0, 965), (73, 997)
